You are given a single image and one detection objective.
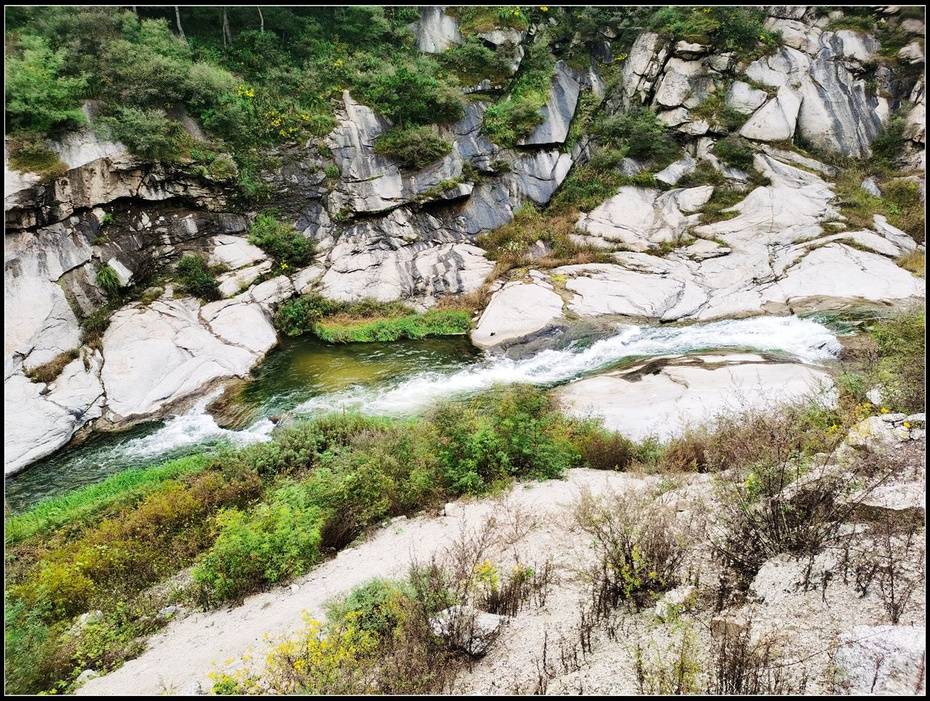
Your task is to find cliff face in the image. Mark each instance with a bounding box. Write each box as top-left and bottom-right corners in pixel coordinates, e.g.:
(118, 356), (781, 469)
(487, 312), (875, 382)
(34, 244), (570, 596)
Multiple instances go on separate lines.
(3, 5), (925, 473)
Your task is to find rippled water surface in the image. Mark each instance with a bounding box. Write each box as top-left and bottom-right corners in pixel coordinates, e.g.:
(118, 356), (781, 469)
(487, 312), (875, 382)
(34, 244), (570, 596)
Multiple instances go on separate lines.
(6, 316), (843, 511)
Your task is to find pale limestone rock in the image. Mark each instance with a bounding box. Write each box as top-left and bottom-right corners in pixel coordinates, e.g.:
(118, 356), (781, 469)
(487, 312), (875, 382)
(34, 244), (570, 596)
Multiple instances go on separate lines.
(562, 263), (691, 318)
(209, 235), (268, 270)
(105, 258), (133, 287)
(726, 81), (769, 115)
(745, 47), (811, 89)
(764, 17), (822, 54)
(4, 226), (91, 371)
(100, 298), (273, 420)
(217, 261), (273, 298)
(739, 85), (801, 142)
(557, 354), (834, 441)
(796, 44), (889, 158)
(573, 186), (713, 252)
(765, 243), (924, 311)
(4, 352), (104, 474)
(471, 281), (564, 349)
(415, 7), (462, 53)
(833, 625), (926, 695)
(653, 58), (714, 109)
(619, 32), (669, 107)
(873, 215), (918, 253)
(654, 153), (697, 186)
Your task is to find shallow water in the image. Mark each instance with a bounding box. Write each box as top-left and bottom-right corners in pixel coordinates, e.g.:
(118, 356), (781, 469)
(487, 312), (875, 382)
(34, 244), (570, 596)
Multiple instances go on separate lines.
(6, 316), (843, 511)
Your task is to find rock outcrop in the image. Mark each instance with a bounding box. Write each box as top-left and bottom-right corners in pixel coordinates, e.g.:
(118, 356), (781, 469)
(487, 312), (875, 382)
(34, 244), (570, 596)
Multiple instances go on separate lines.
(557, 353), (834, 441)
(473, 151), (924, 350)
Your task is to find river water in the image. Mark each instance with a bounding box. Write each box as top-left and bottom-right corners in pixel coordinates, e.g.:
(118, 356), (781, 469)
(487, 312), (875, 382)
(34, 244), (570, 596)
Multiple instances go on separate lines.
(5, 315), (844, 511)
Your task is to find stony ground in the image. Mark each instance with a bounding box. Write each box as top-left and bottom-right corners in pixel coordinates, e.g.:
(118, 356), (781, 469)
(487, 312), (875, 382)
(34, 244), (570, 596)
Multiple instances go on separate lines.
(79, 432), (926, 696)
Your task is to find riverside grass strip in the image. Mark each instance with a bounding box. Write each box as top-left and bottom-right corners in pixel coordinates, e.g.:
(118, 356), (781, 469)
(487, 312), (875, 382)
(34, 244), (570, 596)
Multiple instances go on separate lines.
(4, 454), (212, 545)
(313, 309), (471, 343)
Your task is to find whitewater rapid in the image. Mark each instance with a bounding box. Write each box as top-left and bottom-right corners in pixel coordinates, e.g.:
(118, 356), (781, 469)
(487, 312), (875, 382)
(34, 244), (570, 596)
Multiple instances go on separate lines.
(115, 315), (841, 463)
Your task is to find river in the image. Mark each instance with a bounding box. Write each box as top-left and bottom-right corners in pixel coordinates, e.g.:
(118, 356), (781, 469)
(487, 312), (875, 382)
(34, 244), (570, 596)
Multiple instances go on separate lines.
(5, 315), (844, 511)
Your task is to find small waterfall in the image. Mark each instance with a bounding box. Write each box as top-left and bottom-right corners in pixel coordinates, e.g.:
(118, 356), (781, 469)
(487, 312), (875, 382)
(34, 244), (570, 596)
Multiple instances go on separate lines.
(291, 315), (842, 417)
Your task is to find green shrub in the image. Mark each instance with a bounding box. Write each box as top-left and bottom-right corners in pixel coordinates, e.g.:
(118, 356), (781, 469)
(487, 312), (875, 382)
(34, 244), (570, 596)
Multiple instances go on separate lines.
(247, 213), (314, 268)
(373, 126), (452, 170)
(590, 107), (680, 165)
(882, 179), (924, 242)
(96, 265), (121, 298)
(273, 294), (422, 339)
(430, 385), (581, 493)
(481, 38), (554, 147)
(274, 294), (344, 336)
(97, 106), (190, 161)
(441, 37), (511, 83)
(870, 116), (907, 169)
(869, 308), (925, 413)
(713, 136), (755, 171)
(578, 427), (638, 471)
(4, 34), (87, 134)
(193, 482), (325, 605)
(691, 92), (748, 133)
(483, 97), (546, 147)
(356, 58), (465, 126)
(651, 7), (780, 57)
(175, 253), (219, 300)
(5, 455), (212, 545)
(326, 579), (413, 638)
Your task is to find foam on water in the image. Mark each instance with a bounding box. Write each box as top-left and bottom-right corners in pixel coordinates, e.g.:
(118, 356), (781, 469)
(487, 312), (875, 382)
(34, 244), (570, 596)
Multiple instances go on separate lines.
(119, 391), (276, 460)
(292, 315), (842, 417)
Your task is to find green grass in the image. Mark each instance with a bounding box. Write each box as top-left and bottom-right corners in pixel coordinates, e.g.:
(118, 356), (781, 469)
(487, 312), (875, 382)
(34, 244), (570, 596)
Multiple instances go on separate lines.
(314, 309), (471, 343)
(4, 454), (212, 545)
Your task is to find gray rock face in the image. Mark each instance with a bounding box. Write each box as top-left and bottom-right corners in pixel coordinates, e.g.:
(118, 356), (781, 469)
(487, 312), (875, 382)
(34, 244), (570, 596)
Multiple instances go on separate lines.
(326, 92), (464, 215)
(796, 37), (889, 157)
(5, 130), (222, 232)
(475, 152), (924, 349)
(318, 208), (492, 303)
(833, 625), (926, 695)
(653, 58), (715, 109)
(4, 225), (91, 373)
(618, 32), (669, 108)
(574, 185), (713, 252)
(415, 7), (462, 54)
(518, 62), (581, 146)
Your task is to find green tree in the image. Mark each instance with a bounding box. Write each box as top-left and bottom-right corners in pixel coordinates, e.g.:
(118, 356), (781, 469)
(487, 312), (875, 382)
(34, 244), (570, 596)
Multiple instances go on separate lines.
(5, 34), (87, 133)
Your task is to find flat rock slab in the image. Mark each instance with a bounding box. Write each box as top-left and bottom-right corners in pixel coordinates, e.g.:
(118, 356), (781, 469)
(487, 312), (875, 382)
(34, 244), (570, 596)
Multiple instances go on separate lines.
(556, 353), (834, 441)
(471, 281), (564, 350)
(833, 625), (926, 695)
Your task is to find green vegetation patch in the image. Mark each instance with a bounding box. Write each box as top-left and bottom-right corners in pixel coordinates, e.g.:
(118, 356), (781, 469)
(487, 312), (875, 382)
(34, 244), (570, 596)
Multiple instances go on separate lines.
(247, 212), (315, 270)
(274, 294), (469, 344)
(373, 125), (452, 170)
(175, 253), (220, 300)
(650, 7), (781, 59)
(5, 454), (212, 545)
(482, 37), (555, 148)
(314, 309), (472, 344)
